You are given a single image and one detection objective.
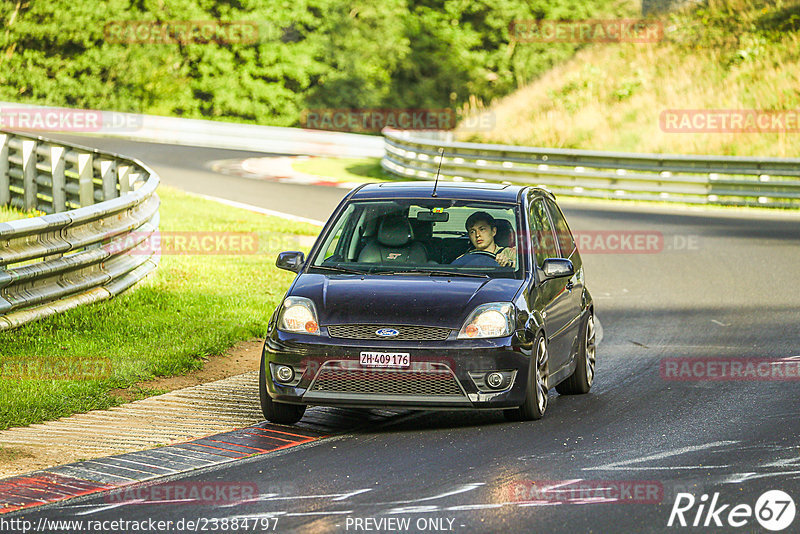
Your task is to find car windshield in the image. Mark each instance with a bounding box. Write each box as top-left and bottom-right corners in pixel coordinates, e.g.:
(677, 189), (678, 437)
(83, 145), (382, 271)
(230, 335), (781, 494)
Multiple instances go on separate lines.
(309, 199), (523, 279)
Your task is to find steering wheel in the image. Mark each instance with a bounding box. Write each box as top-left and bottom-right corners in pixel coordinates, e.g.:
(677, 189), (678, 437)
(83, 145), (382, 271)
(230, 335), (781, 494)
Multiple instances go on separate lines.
(450, 251), (499, 267)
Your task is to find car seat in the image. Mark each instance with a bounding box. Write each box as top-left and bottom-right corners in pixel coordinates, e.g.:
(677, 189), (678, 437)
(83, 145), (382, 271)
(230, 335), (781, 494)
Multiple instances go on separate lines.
(357, 214), (428, 264)
(494, 219), (516, 248)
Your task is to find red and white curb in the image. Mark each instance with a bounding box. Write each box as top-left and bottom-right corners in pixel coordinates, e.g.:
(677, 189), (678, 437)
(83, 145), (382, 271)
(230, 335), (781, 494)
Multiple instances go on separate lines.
(0, 423), (324, 515)
(209, 156), (362, 189)
(0, 405), (407, 516)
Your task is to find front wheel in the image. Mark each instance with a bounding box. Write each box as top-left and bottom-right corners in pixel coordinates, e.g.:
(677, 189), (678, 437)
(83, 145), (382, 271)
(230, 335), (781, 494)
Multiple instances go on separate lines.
(259, 355), (306, 425)
(555, 311), (596, 395)
(504, 332), (549, 421)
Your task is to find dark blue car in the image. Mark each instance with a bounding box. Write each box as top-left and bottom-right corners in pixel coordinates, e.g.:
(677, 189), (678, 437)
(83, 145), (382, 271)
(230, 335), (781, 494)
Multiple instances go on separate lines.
(261, 182), (595, 424)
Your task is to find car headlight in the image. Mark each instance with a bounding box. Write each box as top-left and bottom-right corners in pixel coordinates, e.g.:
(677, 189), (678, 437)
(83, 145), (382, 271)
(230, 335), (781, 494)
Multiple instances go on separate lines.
(278, 297), (320, 335)
(458, 302), (515, 339)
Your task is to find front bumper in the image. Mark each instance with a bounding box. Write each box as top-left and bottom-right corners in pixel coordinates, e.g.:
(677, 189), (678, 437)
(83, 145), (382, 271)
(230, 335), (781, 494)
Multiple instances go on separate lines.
(262, 327), (533, 410)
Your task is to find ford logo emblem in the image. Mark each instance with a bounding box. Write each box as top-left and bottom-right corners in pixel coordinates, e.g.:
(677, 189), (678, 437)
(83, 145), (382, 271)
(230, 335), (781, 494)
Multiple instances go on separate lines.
(376, 328), (400, 337)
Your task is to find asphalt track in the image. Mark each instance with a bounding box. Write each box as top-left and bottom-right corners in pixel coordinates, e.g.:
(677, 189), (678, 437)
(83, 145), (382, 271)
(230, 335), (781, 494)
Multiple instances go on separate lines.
(10, 137), (800, 533)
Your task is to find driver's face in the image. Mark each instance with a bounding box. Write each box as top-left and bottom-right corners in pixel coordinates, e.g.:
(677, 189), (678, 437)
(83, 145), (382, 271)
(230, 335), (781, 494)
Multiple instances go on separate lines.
(468, 221), (497, 251)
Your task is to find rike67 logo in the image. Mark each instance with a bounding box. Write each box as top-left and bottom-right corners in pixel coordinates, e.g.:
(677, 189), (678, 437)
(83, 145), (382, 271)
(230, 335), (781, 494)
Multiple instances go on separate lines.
(668, 490), (796, 531)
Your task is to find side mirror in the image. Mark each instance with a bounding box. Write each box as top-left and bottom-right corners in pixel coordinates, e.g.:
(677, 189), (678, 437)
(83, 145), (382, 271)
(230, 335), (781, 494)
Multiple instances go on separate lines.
(276, 251), (305, 273)
(542, 258), (574, 280)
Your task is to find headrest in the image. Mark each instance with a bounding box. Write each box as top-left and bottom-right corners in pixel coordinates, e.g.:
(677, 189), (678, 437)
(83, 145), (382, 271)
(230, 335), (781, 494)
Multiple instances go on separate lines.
(494, 219), (516, 248)
(378, 214), (412, 247)
(362, 215), (379, 237)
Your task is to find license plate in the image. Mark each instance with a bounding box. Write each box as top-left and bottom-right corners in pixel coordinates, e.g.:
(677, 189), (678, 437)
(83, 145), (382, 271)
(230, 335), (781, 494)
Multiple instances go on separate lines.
(359, 352), (410, 368)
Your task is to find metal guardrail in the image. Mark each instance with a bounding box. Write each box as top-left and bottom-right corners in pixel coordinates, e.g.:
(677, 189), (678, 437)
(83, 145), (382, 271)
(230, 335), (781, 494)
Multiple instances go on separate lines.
(0, 131), (160, 331)
(381, 130), (800, 208)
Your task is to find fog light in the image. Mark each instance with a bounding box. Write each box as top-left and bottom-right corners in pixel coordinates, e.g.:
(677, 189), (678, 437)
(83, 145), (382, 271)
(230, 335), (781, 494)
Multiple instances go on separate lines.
(275, 365), (294, 383)
(486, 372), (504, 389)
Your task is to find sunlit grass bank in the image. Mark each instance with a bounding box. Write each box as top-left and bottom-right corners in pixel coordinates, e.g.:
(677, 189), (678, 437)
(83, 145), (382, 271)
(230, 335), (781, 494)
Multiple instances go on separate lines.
(0, 186), (320, 429)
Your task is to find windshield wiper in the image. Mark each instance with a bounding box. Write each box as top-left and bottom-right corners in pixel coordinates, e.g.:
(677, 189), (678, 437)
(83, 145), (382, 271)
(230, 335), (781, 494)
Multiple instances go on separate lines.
(373, 269), (489, 279)
(310, 265), (366, 275)
(426, 270), (490, 279)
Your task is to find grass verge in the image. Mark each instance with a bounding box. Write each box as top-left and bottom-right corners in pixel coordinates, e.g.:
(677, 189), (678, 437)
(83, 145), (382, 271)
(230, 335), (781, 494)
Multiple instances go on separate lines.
(0, 205), (44, 223)
(460, 0), (800, 158)
(291, 156), (395, 183)
(0, 186), (320, 430)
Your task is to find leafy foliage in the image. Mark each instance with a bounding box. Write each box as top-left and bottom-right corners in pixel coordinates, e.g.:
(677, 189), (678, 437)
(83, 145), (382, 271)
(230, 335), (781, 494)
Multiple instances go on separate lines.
(0, 0), (633, 126)
(458, 0), (800, 157)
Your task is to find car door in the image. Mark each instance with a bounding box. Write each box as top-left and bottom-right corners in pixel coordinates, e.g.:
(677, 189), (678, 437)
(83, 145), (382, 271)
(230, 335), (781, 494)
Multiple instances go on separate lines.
(544, 197), (584, 362)
(529, 198), (572, 372)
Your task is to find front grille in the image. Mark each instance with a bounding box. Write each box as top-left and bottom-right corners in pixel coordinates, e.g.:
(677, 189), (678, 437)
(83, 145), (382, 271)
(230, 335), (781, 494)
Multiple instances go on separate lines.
(327, 324), (451, 341)
(309, 366), (463, 396)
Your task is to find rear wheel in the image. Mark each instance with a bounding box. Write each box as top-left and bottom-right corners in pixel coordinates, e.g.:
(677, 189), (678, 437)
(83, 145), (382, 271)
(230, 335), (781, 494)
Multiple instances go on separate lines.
(259, 356), (305, 425)
(555, 311), (596, 395)
(504, 332), (549, 421)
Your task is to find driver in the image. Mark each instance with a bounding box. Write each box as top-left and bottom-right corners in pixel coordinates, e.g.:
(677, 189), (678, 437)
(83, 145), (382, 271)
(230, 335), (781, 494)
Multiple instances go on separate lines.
(452, 212), (516, 267)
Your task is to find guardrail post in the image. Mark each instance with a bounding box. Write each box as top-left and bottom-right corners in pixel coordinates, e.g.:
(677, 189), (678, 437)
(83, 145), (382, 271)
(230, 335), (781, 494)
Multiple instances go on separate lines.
(21, 139), (36, 210)
(50, 145), (66, 212)
(0, 133), (8, 206)
(117, 163), (131, 194)
(77, 152), (93, 207)
(98, 158), (117, 201)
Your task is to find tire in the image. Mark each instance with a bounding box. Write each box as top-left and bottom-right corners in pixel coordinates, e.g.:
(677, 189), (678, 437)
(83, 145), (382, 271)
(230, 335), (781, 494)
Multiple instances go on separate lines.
(504, 332), (549, 421)
(259, 355), (306, 425)
(555, 311), (596, 395)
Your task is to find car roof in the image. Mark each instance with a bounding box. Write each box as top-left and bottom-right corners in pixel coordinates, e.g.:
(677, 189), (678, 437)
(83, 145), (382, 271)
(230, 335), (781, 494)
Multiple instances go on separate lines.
(349, 181), (553, 203)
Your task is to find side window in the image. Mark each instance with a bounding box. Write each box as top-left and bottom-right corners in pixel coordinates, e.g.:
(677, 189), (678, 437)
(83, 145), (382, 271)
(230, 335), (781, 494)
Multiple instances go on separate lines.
(544, 198), (576, 257)
(529, 199), (559, 267)
(316, 204), (357, 263)
(323, 226), (344, 260)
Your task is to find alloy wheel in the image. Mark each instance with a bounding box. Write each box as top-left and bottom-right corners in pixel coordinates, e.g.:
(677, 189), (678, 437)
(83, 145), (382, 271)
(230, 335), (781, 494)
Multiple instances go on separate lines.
(585, 314), (596, 386)
(535, 336), (549, 414)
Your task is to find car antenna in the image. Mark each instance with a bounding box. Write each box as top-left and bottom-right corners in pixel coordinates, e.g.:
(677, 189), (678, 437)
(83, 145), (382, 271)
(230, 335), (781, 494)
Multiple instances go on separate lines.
(431, 147), (445, 197)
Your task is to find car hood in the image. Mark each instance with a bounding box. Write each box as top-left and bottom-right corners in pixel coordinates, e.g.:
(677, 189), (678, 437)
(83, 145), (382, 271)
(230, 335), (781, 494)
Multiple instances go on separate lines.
(289, 274), (525, 328)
